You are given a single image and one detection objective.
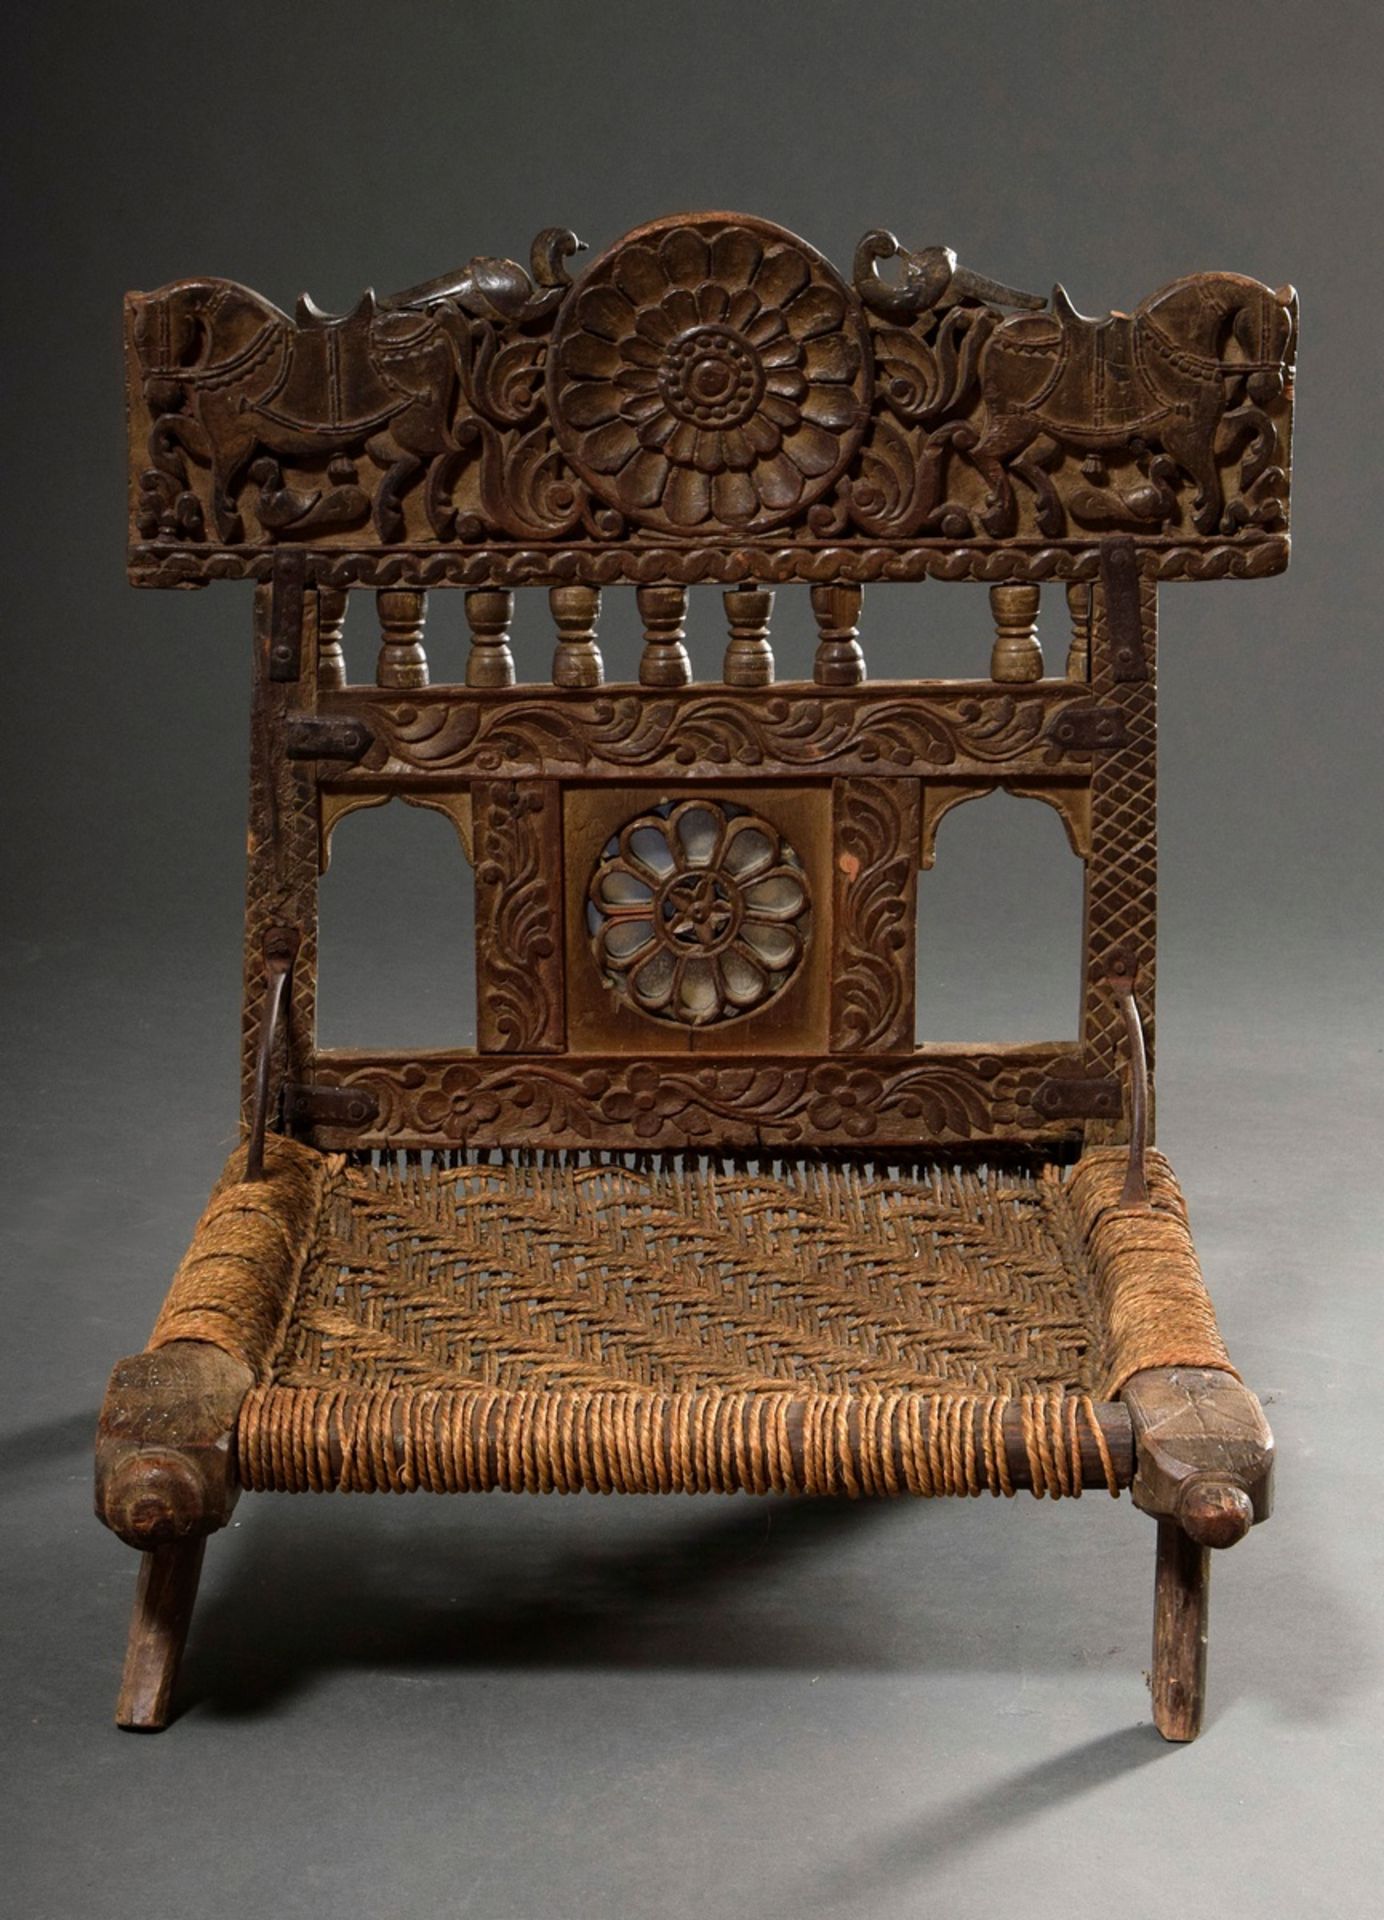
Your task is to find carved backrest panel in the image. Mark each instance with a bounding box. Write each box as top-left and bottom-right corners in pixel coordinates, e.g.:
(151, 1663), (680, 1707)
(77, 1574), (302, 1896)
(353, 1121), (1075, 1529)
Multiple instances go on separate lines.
(124, 213), (1295, 1158)
(127, 211), (1294, 585)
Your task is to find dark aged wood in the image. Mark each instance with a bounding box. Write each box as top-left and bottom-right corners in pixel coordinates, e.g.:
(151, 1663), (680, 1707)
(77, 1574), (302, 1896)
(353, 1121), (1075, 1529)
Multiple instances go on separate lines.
(465, 588), (516, 687)
(1151, 1519), (1210, 1742)
(1123, 1366), (1274, 1741)
(636, 584), (692, 687)
(310, 678), (1102, 781)
(241, 584), (319, 1125)
(550, 583), (603, 687)
(105, 211), (1292, 1740)
(130, 537), (1294, 592)
(1081, 561), (1157, 1142)
(96, 1342), (253, 1548)
(125, 214), (1294, 585)
(1123, 1368), (1274, 1543)
(830, 778), (921, 1052)
(292, 1045), (1076, 1151)
(376, 588), (429, 687)
(723, 587), (775, 687)
(473, 780), (564, 1052)
(811, 583), (865, 686)
(115, 1539), (207, 1732)
(1064, 582), (1091, 681)
(316, 586), (349, 690)
(989, 584), (1043, 682)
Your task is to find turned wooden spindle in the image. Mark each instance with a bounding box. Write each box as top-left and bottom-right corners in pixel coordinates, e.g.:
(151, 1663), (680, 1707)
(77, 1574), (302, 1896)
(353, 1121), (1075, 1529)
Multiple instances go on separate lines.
(316, 587), (348, 690)
(549, 585), (603, 687)
(637, 585), (691, 687)
(1065, 581), (1092, 682)
(811, 583), (865, 686)
(723, 588), (774, 687)
(989, 583), (1043, 682)
(465, 589), (515, 688)
(375, 589), (429, 689)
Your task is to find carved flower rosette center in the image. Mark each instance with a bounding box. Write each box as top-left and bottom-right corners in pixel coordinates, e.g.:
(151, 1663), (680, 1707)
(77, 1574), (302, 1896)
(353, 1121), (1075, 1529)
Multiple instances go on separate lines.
(550, 216), (872, 534)
(589, 801), (810, 1026)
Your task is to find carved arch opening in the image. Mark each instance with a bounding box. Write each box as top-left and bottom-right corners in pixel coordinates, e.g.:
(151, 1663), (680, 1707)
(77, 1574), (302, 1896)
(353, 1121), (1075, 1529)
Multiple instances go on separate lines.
(915, 786), (1084, 1045)
(317, 794), (477, 1049)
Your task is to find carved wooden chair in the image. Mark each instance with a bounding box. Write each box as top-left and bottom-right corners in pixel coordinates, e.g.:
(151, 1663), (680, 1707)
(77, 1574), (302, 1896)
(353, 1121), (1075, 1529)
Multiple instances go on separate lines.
(98, 213), (1294, 1737)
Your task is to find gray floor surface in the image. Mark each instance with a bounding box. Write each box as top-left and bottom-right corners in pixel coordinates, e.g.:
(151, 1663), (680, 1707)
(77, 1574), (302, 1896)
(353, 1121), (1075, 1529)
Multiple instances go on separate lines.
(5, 942), (1380, 1920)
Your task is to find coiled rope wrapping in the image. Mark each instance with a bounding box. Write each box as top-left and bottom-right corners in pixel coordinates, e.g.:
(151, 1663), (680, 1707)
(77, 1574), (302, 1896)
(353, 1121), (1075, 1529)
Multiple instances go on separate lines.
(235, 1384), (1121, 1498)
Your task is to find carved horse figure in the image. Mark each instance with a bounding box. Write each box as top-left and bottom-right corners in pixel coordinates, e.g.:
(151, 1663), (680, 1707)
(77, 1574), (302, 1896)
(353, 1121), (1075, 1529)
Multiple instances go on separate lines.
(131, 279), (468, 541)
(130, 230), (581, 543)
(969, 273), (1295, 537)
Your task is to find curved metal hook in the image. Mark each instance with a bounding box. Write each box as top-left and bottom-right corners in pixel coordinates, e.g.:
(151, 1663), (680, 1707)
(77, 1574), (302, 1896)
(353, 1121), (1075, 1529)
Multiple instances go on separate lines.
(1105, 947), (1149, 1207)
(245, 925), (299, 1182)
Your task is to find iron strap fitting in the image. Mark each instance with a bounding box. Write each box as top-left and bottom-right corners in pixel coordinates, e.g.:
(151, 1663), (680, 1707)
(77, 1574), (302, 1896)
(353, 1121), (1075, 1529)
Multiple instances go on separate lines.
(285, 1083), (381, 1129)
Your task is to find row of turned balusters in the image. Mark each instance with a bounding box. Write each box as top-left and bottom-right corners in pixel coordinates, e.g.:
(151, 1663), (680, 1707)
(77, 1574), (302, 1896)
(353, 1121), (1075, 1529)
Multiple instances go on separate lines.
(317, 582), (1095, 693)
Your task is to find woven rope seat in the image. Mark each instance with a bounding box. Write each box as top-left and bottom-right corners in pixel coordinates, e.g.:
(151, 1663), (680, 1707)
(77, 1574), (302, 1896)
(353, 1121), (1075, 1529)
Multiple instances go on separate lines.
(147, 1137), (1234, 1502)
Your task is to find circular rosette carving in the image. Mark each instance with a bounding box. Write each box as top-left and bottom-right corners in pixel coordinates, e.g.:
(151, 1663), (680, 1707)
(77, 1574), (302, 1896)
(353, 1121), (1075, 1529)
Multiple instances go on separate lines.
(589, 801), (811, 1027)
(549, 215), (872, 534)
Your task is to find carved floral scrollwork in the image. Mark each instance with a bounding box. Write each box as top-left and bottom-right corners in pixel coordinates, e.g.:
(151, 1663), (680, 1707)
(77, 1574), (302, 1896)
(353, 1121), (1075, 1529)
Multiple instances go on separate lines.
(126, 216), (1295, 572)
(549, 216), (872, 534)
(346, 688), (1059, 780)
(327, 1050), (1039, 1147)
(831, 779), (920, 1052)
(589, 801), (810, 1027)
(474, 781), (561, 1053)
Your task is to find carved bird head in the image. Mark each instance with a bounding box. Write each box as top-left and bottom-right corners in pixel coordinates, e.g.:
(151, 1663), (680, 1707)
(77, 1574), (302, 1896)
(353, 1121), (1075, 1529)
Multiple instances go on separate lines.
(854, 230), (1044, 316)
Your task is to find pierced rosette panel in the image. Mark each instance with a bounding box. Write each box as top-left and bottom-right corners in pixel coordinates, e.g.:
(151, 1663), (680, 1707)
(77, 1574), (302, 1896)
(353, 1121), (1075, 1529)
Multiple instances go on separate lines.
(589, 801), (811, 1027)
(549, 214), (872, 535)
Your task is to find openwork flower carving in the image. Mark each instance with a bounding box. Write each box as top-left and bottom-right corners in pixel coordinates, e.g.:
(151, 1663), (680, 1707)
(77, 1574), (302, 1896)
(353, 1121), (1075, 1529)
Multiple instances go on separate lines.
(550, 216), (872, 533)
(589, 801), (811, 1027)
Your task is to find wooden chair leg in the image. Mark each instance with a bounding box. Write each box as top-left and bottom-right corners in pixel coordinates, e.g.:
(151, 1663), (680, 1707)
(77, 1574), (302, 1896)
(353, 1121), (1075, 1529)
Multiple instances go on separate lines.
(1151, 1517), (1210, 1741)
(115, 1537), (207, 1732)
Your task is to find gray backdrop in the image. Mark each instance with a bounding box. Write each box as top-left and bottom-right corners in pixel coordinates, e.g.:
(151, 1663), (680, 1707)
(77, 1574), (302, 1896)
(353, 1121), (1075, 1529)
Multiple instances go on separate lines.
(4, 5), (1380, 1917)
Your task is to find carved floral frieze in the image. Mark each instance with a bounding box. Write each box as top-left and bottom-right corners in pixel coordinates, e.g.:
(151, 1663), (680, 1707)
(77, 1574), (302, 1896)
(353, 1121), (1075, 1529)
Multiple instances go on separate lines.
(311, 1049), (1065, 1148)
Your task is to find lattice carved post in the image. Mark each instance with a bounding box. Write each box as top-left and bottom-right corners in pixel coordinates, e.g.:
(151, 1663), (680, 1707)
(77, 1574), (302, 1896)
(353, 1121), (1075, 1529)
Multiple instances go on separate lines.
(242, 578), (320, 1129)
(1081, 558), (1157, 1144)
